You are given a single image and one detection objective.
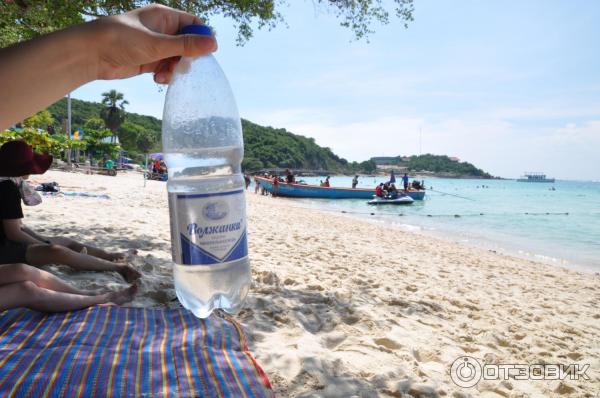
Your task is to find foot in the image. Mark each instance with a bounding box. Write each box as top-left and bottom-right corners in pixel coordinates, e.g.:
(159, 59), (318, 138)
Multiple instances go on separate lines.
(117, 265), (141, 283)
(107, 249), (138, 262)
(107, 284), (138, 305)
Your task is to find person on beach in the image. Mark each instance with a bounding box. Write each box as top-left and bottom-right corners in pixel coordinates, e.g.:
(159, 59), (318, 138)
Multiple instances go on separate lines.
(323, 176), (331, 187)
(0, 263), (137, 312)
(244, 174), (251, 190)
(0, 141), (141, 283)
(261, 174), (270, 195)
(375, 183), (384, 198)
(254, 176), (260, 194)
(272, 175), (279, 197)
(402, 173), (410, 191)
(352, 175), (359, 189)
(158, 160), (168, 175)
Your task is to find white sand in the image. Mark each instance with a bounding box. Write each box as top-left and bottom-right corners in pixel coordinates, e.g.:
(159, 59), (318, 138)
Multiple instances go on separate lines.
(25, 170), (600, 397)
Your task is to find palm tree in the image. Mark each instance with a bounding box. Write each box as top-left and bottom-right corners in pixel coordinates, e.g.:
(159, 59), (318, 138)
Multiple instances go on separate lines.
(100, 90), (128, 143)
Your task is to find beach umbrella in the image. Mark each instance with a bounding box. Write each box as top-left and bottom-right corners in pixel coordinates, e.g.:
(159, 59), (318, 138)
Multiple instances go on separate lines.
(390, 170), (396, 183)
(149, 152), (164, 160)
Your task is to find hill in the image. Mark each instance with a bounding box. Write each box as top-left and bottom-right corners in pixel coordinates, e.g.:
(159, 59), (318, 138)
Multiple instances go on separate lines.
(48, 98), (163, 134)
(45, 98), (492, 177)
(46, 97), (356, 172)
(370, 154), (493, 178)
(241, 120), (352, 172)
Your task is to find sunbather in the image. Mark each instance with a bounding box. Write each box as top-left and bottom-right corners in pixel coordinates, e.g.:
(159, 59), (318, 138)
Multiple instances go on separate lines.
(21, 226), (135, 262)
(0, 263), (137, 312)
(0, 141), (141, 283)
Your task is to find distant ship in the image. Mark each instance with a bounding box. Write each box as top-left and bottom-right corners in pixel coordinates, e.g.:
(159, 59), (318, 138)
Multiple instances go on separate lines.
(517, 172), (555, 183)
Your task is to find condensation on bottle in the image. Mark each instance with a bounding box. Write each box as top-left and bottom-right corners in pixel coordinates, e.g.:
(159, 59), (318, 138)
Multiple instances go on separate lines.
(162, 25), (251, 318)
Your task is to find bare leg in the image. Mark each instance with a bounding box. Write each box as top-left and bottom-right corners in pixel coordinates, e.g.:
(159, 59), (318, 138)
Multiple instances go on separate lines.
(46, 237), (137, 261)
(26, 244), (141, 282)
(0, 282), (137, 312)
(0, 263), (91, 295)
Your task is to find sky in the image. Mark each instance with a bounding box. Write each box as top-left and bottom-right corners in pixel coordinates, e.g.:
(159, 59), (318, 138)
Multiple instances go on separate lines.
(72, 0), (600, 180)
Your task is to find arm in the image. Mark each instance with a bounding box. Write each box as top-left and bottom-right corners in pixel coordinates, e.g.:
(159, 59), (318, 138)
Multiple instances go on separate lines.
(0, 4), (217, 130)
(3, 220), (46, 245)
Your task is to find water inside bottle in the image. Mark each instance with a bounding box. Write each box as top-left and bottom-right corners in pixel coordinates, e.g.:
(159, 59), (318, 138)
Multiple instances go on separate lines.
(166, 145), (250, 317)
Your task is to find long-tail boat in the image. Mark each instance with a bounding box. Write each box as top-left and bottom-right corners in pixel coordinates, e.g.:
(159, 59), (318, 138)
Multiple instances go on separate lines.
(255, 176), (426, 200)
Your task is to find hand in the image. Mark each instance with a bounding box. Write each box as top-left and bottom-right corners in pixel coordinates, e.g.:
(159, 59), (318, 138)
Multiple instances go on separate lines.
(87, 4), (217, 83)
(0, 4), (216, 129)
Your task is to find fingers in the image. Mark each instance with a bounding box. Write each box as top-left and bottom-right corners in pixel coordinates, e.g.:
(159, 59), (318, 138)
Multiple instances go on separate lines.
(137, 4), (216, 58)
(164, 7), (204, 32)
(138, 4), (204, 35)
(94, 4), (217, 82)
(152, 32), (217, 61)
(153, 57), (179, 84)
(139, 60), (161, 75)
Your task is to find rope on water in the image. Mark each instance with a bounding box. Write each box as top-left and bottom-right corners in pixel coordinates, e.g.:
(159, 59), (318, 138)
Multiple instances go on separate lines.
(262, 199), (595, 218)
(338, 210), (572, 217)
(427, 189), (476, 201)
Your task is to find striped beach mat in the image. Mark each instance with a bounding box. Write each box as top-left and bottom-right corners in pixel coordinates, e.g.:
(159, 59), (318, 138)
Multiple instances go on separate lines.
(0, 306), (273, 398)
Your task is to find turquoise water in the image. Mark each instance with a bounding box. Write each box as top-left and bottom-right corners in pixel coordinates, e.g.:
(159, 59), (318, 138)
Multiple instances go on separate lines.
(266, 176), (600, 271)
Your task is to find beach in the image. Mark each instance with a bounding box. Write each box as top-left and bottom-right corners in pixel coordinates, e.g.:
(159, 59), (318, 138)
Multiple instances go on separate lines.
(25, 170), (600, 397)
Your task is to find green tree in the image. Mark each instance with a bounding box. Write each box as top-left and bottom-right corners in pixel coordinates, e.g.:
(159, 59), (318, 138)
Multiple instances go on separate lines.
(83, 117), (106, 131)
(242, 157), (264, 171)
(100, 90), (128, 143)
(0, 1), (414, 47)
(136, 130), (156, 153)
(80, 117), (117, 159)
(22, 110), (54, 130)
(0, 127), (81, 157)
(375, 153), (494, 178)
(359, 160), (377, 174)
(117, 120), (144, 151)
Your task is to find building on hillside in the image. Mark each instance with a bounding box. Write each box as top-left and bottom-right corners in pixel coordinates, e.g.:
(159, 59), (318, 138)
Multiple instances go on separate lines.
(449, 157), (460, 162)
(376, 164), (408, 173)
(371, 156), (401, 165)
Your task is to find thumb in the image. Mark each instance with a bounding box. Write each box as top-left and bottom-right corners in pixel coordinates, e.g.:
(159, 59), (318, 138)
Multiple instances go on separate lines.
(152, 32), (217, 59)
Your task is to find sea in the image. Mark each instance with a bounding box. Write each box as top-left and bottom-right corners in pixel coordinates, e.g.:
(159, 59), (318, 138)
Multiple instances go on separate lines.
(259, 176), (600, 272)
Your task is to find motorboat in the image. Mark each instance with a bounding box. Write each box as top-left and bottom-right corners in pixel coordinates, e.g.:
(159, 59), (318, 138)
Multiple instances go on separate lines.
(367, 195), (414, 205)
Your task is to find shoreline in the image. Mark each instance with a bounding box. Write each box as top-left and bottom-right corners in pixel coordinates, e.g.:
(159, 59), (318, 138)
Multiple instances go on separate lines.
(349, 211), (596, 273)
(23, 170), (600, 397)
(269, 196), (598, 274)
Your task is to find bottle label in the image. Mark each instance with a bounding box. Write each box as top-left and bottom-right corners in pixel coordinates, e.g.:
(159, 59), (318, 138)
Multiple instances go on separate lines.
(170, 189), (247, 265)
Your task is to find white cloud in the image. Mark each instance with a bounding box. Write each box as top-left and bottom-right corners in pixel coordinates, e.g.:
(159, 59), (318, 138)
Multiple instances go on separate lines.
(489, 104), (600, 120)
(247, 106), (600, 180)
(552, 121), (600, 142)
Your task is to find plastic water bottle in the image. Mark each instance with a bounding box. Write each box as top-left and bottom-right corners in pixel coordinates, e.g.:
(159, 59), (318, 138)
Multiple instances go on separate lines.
(162, 25), (251, 318)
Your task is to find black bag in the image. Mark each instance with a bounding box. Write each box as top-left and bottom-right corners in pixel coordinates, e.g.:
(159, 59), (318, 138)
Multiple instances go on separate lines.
(35, 182), (60, 192)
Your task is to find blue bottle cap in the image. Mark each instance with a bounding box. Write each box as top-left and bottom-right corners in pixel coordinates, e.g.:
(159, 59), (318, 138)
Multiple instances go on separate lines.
(180, 24), (213, 36)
